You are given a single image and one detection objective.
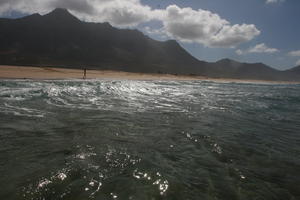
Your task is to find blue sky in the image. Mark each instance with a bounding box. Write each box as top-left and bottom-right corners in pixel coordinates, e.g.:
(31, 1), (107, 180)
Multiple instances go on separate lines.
(1, 0), (299, 70)
(140, 0), (300, 70)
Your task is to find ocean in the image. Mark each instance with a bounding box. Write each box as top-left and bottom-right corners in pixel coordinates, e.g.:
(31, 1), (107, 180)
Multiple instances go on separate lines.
(0, 79), (299, 200)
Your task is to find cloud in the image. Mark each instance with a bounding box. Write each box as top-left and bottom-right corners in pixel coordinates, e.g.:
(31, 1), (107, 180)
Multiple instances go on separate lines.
(80, 0), (153, 27)
(288, 50), (300, 66)
(235, 49), (244, 55)
(160, 5), (260, 48)
(0, 0), (48, 14)
(236, 43), (279, 55)
(48, 0), (94, 14)
(0, 0), (260, 47)
(0, 0), (154, 27)
(288, 50), (300, 57)
(143, 26), (165, 36)
(209, 24), (260, 48)
(248, 43), (279, 53)
(266, 0), (285, 4)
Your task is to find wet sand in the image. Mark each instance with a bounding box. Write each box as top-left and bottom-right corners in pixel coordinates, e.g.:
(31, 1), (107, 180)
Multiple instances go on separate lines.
(0, 65), (299, 84)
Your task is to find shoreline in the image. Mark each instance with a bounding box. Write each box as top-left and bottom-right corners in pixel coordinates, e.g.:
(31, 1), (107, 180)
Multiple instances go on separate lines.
(0, 65), (299, 84)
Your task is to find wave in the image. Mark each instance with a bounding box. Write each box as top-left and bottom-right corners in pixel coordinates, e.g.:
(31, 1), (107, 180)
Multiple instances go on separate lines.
(1, 79), (299, 117)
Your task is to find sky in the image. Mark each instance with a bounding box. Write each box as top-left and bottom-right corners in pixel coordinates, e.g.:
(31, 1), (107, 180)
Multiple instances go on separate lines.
(0, 0), (299, 70)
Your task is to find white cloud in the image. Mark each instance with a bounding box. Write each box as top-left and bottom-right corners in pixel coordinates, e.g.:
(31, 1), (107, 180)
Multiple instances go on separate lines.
(0, 0), (260, 47)
(77, 0), (153, 27)
(143, 26), (165, 36)
(288, 50), (300, 66)
(209, 24), (260, 48)
(266, 0), (277, 3)
(288, 50), (300, 57)
(161, 6), (228, 44)
(160, 5), (260, 48)
(236, 43), (279, 55)
(266, 0), (285, 4)
(248, 43), (279, 53)
(235, 49), (243, 55)
(0, 0), (49, 15)
(0, 0), (154, 27)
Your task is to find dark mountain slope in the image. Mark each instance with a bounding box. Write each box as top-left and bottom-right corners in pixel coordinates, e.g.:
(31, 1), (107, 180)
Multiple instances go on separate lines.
(0, 8), (298, 81)
(203, 59), (289, 80)
(0, 8), (206, 75)
(282, 66), (300, 80)
(287, 65), (300, 74)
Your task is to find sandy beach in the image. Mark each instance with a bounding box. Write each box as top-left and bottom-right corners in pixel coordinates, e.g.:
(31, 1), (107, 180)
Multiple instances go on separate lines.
(0, 65), (299, 84)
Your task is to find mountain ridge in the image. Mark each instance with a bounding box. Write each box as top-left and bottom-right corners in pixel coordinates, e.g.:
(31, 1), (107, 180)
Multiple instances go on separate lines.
(0, 8), (299, 81)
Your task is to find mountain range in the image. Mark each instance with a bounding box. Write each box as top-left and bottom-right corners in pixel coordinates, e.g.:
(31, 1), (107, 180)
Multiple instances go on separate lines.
(0, 8), (299, 81)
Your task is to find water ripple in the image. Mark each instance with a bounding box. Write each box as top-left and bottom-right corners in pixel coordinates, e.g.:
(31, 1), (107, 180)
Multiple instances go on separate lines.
(0, 80), (299, 199)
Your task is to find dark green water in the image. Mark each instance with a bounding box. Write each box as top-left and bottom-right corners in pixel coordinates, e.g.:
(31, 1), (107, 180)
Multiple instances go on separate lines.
(0, 80), (299, 200)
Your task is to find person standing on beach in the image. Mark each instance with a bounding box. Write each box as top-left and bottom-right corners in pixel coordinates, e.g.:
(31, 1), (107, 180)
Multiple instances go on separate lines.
(83, 68), (87, 79)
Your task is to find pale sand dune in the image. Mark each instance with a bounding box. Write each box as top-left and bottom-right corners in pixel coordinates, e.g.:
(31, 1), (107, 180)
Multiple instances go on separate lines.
(0, 65), (299, 84)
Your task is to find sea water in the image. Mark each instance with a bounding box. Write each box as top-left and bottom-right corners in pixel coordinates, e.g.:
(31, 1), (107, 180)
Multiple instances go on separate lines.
(0, 79), (299, 200)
